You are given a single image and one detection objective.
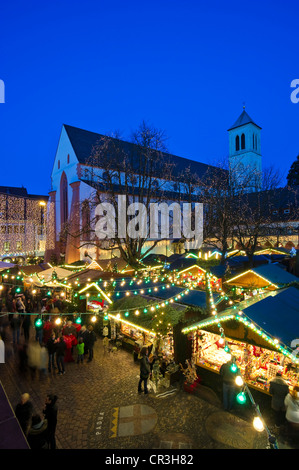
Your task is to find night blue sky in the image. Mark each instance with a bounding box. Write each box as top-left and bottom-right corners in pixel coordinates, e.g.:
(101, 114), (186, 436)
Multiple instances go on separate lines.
(0, 0), (298, 196)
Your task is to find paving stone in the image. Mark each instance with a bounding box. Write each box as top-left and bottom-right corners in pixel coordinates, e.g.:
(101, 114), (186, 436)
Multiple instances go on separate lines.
(1, 328), (297, 450)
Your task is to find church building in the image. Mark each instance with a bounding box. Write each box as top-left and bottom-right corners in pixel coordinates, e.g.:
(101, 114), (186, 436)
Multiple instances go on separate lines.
(45, 109), (264, 265)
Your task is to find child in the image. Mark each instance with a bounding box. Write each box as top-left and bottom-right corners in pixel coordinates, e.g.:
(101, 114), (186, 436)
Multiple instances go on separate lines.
(76, 337), (84, 364)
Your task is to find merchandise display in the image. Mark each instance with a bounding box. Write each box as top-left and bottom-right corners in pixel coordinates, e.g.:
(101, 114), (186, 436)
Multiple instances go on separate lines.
(192, 329), (299, 394)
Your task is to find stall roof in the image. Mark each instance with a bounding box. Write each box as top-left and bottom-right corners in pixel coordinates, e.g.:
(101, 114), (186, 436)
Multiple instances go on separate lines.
(225, 263), (299, 289)
(37, 267), (73, 282)
(112, 278), (216, 309)
(182, 287), (299, 355)
(241, 287), (299, 346)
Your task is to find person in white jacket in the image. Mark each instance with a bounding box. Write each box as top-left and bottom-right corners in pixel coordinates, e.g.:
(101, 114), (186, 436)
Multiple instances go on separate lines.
(284, 385), (299, 435)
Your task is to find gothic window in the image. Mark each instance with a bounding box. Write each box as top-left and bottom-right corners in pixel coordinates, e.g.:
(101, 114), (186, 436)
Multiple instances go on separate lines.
(241, 133), (245, 150)
(255, 135), (258, 150)
(60, 172), (68, 226)
(67, 154), (70, 164)
(235, 135), (240, 151)
(253, 133), (255, 149)
(58, 160), (60, 169)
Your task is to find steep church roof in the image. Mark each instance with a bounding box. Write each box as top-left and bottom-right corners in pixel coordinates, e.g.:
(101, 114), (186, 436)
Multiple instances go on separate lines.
(63, 124), (227, 181)
(228, 109), (262, 131)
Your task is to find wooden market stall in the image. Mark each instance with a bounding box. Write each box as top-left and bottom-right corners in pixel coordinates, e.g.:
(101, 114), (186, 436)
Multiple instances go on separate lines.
(225, 263), (299, 291)
(182, 287), (299, 395)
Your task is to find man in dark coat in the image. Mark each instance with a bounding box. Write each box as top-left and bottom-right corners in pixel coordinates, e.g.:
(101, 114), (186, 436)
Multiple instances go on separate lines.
(56, 336), (66, 375)
(138, 347), (151, 394)
(43, 394), (58, 449)
(86, 325), (97, 362)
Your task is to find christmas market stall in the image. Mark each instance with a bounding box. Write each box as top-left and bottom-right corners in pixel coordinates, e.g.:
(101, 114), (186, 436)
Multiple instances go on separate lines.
(107, 293), (184, 356)
(225, 263), (299, 292)
(182, 286), (299, 396)
(107, 294), (185, 391)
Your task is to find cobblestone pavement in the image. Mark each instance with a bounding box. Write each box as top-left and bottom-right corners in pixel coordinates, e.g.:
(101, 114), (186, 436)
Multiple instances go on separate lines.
(0, 328), (296, 451)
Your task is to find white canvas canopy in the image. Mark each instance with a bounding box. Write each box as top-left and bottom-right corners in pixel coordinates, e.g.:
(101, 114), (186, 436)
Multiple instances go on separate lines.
(36, 267), (73, 283)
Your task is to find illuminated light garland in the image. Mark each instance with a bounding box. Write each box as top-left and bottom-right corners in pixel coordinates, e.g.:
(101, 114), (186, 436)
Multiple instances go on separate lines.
(225, 270), (279, 290)
(78, 282), (112, 304)
(107, 287), (190, 315)
(108, 313), (156, 337)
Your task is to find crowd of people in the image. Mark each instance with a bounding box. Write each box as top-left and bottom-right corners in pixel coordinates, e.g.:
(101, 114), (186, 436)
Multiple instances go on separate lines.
(14, 317), (98, 378)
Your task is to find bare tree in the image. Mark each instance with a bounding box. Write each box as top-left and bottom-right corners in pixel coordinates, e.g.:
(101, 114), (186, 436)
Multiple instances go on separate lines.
(79, 121), (175, 269)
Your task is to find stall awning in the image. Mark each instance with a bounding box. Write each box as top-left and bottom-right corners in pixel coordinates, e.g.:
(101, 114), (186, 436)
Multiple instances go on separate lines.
(182, 287), (299, 359)
(225, 263), (299, 290)
(241, 287), (299, 347)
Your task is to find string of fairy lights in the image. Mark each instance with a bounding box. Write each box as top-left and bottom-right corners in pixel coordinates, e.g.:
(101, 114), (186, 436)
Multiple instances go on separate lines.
(203, 272), (279, 448)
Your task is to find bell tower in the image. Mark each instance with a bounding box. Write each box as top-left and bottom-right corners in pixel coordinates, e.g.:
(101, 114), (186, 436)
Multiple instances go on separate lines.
(228, 107), (262, 192)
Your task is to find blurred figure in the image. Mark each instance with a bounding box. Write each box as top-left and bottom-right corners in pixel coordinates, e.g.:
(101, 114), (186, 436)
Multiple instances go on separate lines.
(46, 332), (57, 373)
(15, 393), (33, 437)
(284, 385), (299, 438)
(16, 295), (25, 313)
(17, 343), (28, 375)
(39, 344), (49, 378)
(22, 314), (31, 343)
(86, 325), (97, 362)
(10, 314), (21, 345)
(27, 341), (42, 380)
(35, 316), (44, 346)
(0, 334), (4, 363)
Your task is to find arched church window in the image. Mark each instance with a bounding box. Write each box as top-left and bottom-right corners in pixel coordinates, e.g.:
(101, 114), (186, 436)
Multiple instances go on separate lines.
(60, 172), (68, 226)
(253, 134), (255, 149)
(241, 133), (245, 150)
(58, 160), (60, 169)
(235, 135), (240, 151)
(255, 135), (258, 150)
(67, 154), (70, 164)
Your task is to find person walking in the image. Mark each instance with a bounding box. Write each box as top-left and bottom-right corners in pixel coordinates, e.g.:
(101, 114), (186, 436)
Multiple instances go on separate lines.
(269, 371), (289, 429)
(15, 393), (33, 437)
(219, 357), (237, 411)
(22, 314), (31, 343)
(43, 394), (58, 449)
(11, 314), (21, 346)
(138, 347), (151, 395)
(284, 385), (299, 437)
(46, 332), (57, 373)
(56, 335), (66, 375)
(86, 325), (97, 362)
